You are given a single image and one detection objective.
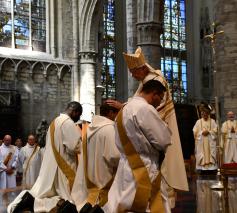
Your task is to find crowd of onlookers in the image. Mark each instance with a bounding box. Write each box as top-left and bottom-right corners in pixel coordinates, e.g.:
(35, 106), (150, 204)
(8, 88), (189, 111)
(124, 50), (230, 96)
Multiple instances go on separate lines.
(0, 134), (43, 190)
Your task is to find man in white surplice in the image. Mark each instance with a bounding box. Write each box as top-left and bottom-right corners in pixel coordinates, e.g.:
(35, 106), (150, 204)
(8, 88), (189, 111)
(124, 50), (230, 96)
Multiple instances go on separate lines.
(8, 101), (82, 213)
(193, 104), (217, 171)
(15, 138), (24, 185)
(103, 80), (172, 213)
(71, 103), (120, 211)
(0, 135), (19, 189)
(21, 134), (42, 189)
(221, 111), (237, 163)
(106, 47), (188, 213)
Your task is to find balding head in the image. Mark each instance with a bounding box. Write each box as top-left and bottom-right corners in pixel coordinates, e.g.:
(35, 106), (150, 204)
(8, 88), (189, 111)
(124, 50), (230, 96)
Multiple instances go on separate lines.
(3, 135), (12, 146)
(227, 111), (235, 121)
(27, 134), (36, 146)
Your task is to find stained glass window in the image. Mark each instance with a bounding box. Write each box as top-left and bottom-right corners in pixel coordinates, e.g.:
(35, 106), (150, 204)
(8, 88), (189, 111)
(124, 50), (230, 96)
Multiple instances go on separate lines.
(0, 0), (46, 51)
(101, 0), (116, 99)
(161, 0), (187, 103)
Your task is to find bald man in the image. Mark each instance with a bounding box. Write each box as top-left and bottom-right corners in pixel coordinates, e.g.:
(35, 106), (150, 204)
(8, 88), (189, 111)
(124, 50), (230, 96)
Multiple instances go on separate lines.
(0, 135), (19, 189)
(222, 111), (237, 163)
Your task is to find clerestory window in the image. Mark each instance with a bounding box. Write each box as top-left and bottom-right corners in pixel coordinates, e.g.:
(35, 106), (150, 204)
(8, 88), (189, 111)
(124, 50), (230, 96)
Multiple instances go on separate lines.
(0, 0), (46, 52)
(161, 0), (187, 103)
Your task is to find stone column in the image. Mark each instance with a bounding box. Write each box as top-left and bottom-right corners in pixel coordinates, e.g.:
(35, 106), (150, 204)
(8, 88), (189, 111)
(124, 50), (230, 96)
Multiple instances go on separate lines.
(214, 0), (237, 118)
(50, 0), (56, 57)
(79, 51), (96, 122)
(72, 0), (80, 101)
(136, 0), (163, 69)
(126, 0), (138, 97)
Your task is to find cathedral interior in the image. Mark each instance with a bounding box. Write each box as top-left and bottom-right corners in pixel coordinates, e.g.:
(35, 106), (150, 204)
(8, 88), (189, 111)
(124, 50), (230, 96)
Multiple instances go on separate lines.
(1, 0), (237, 212)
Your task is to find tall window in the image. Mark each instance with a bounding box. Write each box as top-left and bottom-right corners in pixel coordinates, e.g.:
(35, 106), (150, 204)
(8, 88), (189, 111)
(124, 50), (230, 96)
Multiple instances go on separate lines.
(101, 0), (116, 99)
(0, 0), (46, 52)
(160, 0), (187, 103)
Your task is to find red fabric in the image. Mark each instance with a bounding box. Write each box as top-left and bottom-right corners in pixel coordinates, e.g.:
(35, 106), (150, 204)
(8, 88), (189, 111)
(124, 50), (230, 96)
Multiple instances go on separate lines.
(222, 163), (237, 169)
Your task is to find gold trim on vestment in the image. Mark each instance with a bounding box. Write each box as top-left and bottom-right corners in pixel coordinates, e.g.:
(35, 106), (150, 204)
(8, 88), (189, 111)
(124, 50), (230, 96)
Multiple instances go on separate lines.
(23, 145), (39, 180)
(50, 120), (76, 191)
(3, 152), (13, 166)
(116, 109), (164, 213)
(82, 132), (112, 206)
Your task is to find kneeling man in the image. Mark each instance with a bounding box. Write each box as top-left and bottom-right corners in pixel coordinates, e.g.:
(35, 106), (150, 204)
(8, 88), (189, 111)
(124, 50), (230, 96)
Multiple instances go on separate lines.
(103, 80), (172, 213)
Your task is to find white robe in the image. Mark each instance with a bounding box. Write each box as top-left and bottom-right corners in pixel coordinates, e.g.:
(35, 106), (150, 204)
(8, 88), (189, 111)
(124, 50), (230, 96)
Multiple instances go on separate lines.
(8, 113), (81, 213)
(21, 144), (42, 188)
(16, 147), (24, 174)
(135, 71), (188, 212)
(103, 96), (171, 213)
(0, 144), (18, 189)
(193, 118), (217, 170)
(71, 115), (120, 211)
(221, 120), (237, 163)
(136, 70), (188, 192)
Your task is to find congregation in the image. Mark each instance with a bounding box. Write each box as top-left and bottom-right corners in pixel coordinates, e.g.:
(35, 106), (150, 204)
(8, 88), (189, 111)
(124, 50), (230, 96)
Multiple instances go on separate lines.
(1, 47), (237, 213)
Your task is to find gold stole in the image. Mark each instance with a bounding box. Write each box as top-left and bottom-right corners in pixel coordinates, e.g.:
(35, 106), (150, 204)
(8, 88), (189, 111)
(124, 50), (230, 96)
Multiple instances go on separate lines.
(50, 120), (76, 191)
(82, 132), (113, 206)
(116, 109), (164, 213)
(3, 151), (13, 166)
(23, 145), (39, 179)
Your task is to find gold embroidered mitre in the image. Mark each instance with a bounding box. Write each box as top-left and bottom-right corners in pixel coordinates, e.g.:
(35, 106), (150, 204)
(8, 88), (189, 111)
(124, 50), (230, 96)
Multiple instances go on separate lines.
(123, 47), (146, 70)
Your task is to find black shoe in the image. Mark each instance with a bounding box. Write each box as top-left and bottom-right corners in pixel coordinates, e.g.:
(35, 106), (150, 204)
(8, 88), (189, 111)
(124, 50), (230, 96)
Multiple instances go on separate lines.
(57, 200), (78, 213)
(79, 202), (93, 213)
(13, 191), (34, 213)
(88, 205), (104, 213)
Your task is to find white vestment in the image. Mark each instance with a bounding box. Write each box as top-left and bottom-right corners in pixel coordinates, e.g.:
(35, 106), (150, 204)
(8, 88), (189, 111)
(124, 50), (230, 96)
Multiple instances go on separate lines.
(71, 115), (120, 211)
(16, 147), (24, 174)
(135, 70), (188, 212)
(193, 118), (217, 170)
(103, 96), (171, 213)
(21, 144), (42, 188)
(8, 113), (81, 213)
(0, 144), (18, 189)
(221, 120), (237, 163)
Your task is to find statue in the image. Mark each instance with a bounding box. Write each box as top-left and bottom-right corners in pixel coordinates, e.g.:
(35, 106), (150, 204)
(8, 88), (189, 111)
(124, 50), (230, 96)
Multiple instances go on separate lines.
(35, 119), (49, 148)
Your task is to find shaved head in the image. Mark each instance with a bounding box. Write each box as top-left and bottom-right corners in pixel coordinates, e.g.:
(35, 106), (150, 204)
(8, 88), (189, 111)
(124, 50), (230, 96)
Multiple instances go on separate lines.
(3, 135), (12, 146)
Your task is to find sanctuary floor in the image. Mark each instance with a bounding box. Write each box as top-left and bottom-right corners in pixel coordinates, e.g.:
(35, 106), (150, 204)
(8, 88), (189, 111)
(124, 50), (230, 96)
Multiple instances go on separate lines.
(0, 175), (236, 213)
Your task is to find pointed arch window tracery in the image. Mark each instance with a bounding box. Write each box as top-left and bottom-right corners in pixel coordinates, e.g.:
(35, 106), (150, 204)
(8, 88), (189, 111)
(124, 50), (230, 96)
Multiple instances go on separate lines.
(161, 0), (187, 103)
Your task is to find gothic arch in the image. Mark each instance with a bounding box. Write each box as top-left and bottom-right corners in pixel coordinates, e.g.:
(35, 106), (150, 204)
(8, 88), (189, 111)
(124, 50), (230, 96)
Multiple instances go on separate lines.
(0, 58), (16, 76)
(16, 60), (31, 72)
(58, 64), (71, 80)
(32, 61), (46, 74)
(46, 63), (59, 78)
(79, 0), (104, 51)
(16, 60), (32, 79)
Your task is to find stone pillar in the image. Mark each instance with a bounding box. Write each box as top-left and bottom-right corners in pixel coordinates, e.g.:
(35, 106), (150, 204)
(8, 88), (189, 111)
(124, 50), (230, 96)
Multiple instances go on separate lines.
(126, 0), (138, 97)
(79, 51), (96, 122)
(136, 0), (163, 69)
(214, 0), (237, 119)
(72, 0), (80, 101)
(50, 0), (56, 57)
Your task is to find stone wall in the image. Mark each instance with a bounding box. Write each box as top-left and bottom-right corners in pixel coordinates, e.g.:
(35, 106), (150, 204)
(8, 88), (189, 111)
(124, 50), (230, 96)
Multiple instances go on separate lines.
(214, 0), (237, 118)
(0, 57), (72, 141)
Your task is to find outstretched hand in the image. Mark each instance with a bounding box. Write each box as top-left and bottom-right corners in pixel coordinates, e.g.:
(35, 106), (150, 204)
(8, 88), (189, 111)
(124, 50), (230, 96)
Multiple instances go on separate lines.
(105, 99), (124, 110)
